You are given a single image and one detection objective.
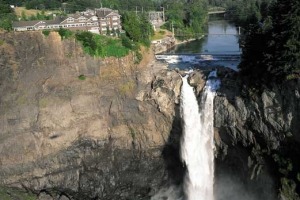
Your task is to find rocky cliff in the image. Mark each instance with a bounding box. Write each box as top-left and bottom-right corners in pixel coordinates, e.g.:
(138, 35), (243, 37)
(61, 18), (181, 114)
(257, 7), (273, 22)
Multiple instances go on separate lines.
(214, 72), (300, 200)
(0, 31), (182, 199)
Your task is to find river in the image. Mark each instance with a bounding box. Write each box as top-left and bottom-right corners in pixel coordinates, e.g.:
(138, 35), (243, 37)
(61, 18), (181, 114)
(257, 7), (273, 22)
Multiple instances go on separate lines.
(160, 20), (241, 71)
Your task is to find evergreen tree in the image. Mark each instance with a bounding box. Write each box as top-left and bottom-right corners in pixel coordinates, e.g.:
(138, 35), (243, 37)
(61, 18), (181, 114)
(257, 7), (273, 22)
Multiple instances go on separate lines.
(239, 0), (300, 85)
(0, 0), (16, 31)
(121, 11), (154, 46)
(269, 0), (300, 77)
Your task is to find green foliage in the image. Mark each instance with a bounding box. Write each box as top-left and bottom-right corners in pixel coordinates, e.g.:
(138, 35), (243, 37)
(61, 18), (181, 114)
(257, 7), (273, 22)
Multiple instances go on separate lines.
(106, 26), (111, 36)
(25, 0), (61, 10)
(0, 0), (16, 31)
(159, 30), (165, 35)
(286, 74), (299, 80)
(129, 127), (136, 139)
(121, 34), (134, 50)
(100, 0), (161, 11)
(78, 74), (86, 80)
(42, 29), (50, 36)
(280, 178), (300, 200)
(57, 28), (73, 40)
(121, 12), (154, 47)
(0, 187), (36, 200)
(21, 10), (27, 20)
(161, 0), (208, 39)
(239, 0), (300, 85)
(271, 139), (300, 199)
(75, 31), (130, 58)
(134, 50), (143, 64)
(22, 11), (54, 21)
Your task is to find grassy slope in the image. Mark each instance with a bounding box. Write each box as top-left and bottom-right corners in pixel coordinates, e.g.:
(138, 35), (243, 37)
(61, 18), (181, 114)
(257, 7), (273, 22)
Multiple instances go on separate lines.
(14, 7), (59, 18)
(151, 29), (173, 41)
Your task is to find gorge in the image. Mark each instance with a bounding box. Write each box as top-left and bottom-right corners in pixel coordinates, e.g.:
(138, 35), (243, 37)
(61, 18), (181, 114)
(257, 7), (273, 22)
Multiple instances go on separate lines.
(0, 20), (300, 200)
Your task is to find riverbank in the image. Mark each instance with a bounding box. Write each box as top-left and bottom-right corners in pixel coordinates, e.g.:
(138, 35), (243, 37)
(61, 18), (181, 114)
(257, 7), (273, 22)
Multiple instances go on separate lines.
(152, 36), (202, 54)
(175, 37), (201, 46)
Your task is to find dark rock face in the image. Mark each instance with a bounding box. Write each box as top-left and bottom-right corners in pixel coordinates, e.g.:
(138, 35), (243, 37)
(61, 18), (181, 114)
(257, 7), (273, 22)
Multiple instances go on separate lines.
(214, 76), (300, 199)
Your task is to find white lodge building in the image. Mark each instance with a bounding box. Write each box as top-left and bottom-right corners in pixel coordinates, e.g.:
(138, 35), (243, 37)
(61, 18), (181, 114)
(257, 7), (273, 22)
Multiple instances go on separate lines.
(12, 8), (122, 34)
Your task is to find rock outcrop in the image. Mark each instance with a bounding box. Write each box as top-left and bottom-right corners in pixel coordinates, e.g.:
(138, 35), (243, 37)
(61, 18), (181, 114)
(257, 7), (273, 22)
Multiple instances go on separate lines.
(214, 71), (300, 199)
(0, 31), (182, 199)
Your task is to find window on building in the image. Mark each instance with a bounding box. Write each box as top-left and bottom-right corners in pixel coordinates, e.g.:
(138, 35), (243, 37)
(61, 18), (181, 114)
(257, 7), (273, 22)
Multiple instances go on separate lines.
(79, 17), (86, 22)
(67, 18), (74, 23)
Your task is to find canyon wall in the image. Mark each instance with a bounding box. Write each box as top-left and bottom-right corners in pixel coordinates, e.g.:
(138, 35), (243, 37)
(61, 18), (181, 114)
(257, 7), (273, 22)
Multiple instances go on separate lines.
(214, 73), (300, 200)
(0, 31), (181, 199)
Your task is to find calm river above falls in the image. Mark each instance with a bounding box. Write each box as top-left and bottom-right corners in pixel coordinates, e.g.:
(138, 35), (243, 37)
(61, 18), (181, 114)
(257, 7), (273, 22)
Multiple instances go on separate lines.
(162, 20), (241, 70)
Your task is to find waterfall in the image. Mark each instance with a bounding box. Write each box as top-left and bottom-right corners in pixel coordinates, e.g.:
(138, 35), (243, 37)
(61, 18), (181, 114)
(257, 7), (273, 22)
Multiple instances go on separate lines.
(180, 70), (220, 200)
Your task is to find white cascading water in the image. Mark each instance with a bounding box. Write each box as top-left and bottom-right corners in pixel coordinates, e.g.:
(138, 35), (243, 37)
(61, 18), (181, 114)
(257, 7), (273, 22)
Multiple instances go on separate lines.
(180, 70), (220, 200)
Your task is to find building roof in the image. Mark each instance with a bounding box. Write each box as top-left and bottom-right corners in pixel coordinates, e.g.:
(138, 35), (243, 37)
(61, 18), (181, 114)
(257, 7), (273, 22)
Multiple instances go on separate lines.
(48, 16), (68, 25)
(13, 20), (46, 27)
(95, 8), (119, 18)
(12, 17), (67, 28)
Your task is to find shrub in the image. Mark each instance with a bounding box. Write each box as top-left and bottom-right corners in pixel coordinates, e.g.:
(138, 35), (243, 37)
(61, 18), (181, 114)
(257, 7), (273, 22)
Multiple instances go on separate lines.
(134, 51), (143, 64)
(129, 127), (136, 139)
(159, 30), (166, 35)
(42, 30), (51, 36)
(121, 34), (134, 49)
(75, 31), (130, 58)
(57, 28), (73, 40)
(286, 73), (300, 80)
(78, 74), (86, 80)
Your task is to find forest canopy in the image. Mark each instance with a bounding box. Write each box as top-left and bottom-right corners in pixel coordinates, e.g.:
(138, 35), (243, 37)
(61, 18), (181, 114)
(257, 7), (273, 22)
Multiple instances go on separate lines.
(238, 0), (300, 84)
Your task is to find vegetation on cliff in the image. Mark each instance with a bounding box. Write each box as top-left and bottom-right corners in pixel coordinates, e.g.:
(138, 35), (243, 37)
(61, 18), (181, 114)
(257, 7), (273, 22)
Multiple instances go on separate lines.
(0, 187), (36, 200)
(75, 31), (130, 58)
